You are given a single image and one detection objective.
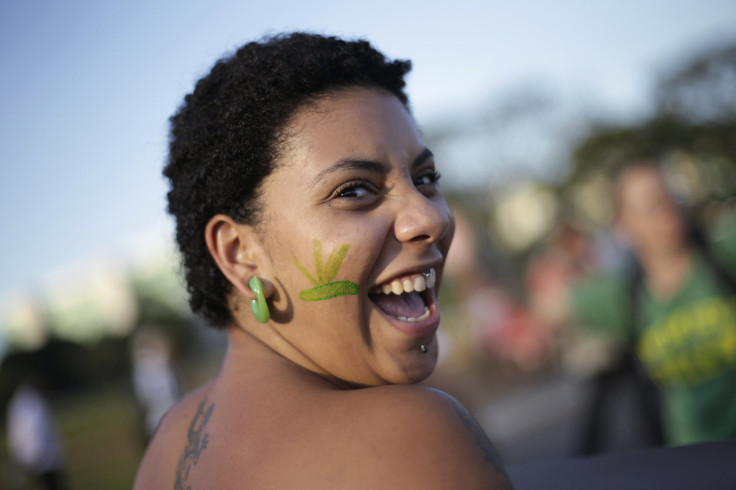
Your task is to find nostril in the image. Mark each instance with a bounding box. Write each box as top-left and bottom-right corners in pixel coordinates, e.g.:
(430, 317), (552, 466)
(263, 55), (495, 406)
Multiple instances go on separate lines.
(394, 195), (451, 244)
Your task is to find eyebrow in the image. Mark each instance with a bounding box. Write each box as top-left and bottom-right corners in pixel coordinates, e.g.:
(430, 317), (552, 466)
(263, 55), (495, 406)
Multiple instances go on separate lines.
(411, 148), (434, 169)
(308, 148), (434, 189)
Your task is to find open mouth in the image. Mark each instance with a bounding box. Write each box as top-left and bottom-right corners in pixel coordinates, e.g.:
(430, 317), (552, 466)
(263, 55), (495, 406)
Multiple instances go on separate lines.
(368, 268), (436, 322)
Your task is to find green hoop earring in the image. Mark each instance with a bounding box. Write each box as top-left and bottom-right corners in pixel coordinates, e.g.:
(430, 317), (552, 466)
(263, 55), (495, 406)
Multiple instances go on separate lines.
(248, 276), (270, 323)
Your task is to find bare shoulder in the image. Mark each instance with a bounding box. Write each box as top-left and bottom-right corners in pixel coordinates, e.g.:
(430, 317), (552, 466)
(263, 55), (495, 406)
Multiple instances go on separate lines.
(133, 382), (215, 490)
(133, 382), (513, 489)
(336, 384), (513, 489)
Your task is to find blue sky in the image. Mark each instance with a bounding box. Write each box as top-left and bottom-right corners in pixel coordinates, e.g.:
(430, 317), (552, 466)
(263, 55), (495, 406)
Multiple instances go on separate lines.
(1, 0), (735, 296)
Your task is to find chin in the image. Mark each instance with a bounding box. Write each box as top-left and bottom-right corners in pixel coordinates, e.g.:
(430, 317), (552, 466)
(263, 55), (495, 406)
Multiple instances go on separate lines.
(404, 365), (435, 384)
(338, 349), (437, 387)
(384, 349), (438, 385)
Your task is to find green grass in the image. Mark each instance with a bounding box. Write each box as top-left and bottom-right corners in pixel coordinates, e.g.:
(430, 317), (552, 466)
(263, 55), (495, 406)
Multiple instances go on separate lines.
(1, 385), (145, 490)
(58, 386), (145, 490)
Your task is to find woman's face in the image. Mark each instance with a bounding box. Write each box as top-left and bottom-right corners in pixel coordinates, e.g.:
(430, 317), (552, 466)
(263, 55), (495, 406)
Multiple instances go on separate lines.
(252, 87), (454, 387)
(617, 166), (686, 254)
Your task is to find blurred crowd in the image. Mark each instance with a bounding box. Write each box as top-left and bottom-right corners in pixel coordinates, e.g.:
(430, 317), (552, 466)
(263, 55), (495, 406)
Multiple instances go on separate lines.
(438, 157), (736, 457)
(1, 38), (735, 489)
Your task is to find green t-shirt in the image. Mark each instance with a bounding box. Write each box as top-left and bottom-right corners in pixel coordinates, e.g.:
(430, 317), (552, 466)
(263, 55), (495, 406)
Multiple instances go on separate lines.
(571, 219), (736, 445)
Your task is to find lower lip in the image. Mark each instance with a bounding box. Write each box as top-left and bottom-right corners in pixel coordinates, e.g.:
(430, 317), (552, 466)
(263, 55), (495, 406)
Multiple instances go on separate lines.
(370, 288), (441, 339)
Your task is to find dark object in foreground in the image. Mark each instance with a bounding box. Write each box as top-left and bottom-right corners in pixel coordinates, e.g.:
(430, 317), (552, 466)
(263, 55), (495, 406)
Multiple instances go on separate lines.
(509, 439), (736, 490)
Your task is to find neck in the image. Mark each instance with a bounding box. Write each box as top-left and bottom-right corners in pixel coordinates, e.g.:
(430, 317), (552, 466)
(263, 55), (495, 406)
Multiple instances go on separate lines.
(637, 242), (693, 298)
(219, 326), (354, 391)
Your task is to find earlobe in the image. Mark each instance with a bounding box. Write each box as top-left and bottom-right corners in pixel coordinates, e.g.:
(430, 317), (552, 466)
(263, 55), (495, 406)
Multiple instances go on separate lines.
(204, 214), (272, 301)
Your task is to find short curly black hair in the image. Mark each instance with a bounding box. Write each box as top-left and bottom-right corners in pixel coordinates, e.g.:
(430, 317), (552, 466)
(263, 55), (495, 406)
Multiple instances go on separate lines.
(164, 32), (412, 327)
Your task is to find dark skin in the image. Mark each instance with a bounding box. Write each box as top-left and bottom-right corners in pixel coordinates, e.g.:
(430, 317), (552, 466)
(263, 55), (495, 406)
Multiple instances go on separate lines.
(134, 88), (512, 489)
(136, 329), (511, 489)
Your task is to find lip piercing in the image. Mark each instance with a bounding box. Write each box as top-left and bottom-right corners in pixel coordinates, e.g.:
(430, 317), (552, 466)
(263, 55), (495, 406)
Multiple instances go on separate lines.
(422, 271), (432, 278)
(419, 344), (428, 353)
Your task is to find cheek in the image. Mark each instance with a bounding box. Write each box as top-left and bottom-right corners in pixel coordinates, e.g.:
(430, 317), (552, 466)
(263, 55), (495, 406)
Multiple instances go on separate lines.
(441, 200), (456, 252)
(278, 225), (380, 299)
(293, 240), (360, 301)
(267, 208), (393, 299)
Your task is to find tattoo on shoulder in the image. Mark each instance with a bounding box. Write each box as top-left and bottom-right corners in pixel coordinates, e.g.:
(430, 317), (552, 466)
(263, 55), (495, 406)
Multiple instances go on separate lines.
(450, 400), (509, 478)
(174, 399), (215, 490)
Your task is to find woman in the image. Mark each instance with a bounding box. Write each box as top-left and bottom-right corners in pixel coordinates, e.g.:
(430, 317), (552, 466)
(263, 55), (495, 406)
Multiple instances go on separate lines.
(532, 160), (736, 450)
(569, 161), (736, 447)
(134, 33), (511, 489)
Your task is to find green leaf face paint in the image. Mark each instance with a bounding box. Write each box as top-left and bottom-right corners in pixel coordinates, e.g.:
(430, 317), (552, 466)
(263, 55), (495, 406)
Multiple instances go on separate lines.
(293, 241), (359, 301)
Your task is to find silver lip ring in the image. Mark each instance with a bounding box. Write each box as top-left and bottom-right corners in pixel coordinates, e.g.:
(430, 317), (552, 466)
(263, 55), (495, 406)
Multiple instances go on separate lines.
(422, 270), (432, 278)
(419, 344), (428, 353)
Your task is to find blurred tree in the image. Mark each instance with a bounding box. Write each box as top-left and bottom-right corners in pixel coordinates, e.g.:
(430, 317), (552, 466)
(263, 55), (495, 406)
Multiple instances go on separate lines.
(0, 340), (92, 419)
(568, 40), (736, 207)
(425, 83), (587, 189)
(657, 42), (736, 124)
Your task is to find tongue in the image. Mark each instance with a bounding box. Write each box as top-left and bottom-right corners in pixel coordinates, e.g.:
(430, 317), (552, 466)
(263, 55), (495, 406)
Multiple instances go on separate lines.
(370, 291), (426, 318)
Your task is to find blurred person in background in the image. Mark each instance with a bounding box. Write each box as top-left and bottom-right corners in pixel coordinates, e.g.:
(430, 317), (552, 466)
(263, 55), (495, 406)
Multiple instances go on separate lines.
(130, 325), (183, 443)
(443, 208), (550, 371)
(6, 374), (67, 490)
(532, 159), (736, 450)
(133, 33), (511, 489)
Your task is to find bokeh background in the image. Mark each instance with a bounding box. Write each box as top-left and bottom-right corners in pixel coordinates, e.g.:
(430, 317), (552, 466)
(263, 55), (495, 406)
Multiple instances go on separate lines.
(2, 1), (735, 487)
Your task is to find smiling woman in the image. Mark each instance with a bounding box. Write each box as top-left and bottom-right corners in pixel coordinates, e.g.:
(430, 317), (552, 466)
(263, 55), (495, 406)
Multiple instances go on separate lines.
(133, 33), (512, 489)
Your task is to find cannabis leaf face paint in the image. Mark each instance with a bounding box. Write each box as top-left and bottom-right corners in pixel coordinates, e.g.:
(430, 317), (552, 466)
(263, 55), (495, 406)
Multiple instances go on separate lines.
(293, 240), (359, 301)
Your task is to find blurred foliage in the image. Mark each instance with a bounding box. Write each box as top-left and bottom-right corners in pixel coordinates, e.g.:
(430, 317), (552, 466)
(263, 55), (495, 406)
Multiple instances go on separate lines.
(1, 32), (735, 485)
(0, 385), (144, 490)
(569, 40), (736, 202)
(657, 43), (736, 123)
(0, 338), (130, 420)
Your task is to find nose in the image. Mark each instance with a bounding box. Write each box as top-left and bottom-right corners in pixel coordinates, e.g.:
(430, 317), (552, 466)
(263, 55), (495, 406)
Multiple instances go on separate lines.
(393, 190), (453, 245)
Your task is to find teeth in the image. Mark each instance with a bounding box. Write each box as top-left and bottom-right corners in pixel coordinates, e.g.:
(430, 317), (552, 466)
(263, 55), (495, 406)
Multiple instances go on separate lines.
(376, 268), (436, 295)
(371, 269), (436, 323)
(395, 307), (430, 322)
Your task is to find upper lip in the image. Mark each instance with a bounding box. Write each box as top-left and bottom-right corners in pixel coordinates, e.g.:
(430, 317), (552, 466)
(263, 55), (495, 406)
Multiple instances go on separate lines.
(370, 259), (443, 288)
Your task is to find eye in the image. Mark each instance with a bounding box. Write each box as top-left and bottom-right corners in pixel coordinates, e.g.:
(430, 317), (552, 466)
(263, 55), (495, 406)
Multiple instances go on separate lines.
(333, 179), (377, 199)
(414, 170), (441, 187)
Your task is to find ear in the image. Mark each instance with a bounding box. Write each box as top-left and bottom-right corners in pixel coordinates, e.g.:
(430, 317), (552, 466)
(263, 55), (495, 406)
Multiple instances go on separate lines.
(204, 214), (274, 301)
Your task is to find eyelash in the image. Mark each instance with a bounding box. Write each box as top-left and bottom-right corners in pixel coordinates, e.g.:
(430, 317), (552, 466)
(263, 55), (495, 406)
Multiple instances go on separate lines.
(415, 171), (442, 187)
(333, 171), (441, 200)
(334, 179), (376, 199)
